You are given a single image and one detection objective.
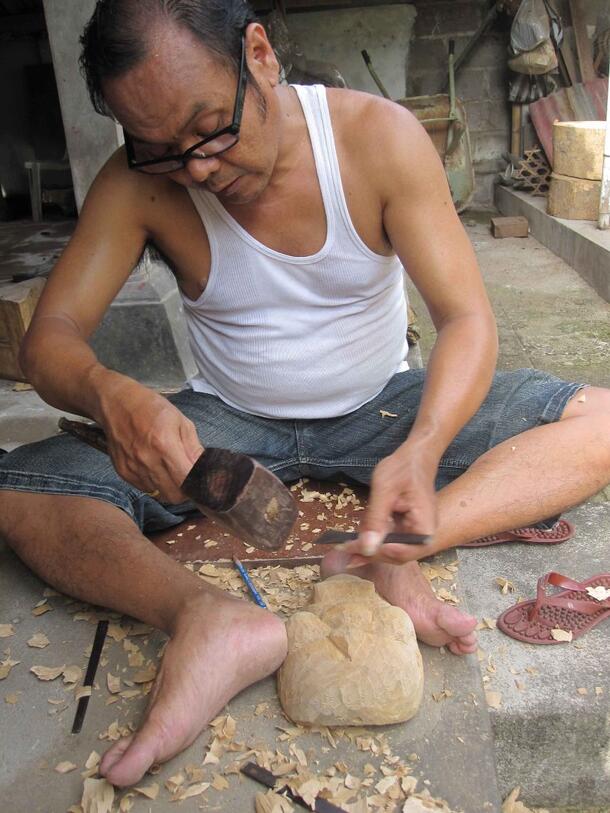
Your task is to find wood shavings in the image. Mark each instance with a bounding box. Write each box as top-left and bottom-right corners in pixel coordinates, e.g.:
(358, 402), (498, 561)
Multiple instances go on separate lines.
(85, 752), (101, 771)
(402, 796), (455, 812)
(203, 736), (226, 765)
(165, 539), (176, 546)
(63, 665), (84, 684)
(32, 601), (52, 617)
(0, 657), (19, 680)
(76, 686), (93, 701)
(133, 783), (160, 800)
(5, 692), (20, 704)
(485, 690), (502, 710)
(27, 632), (50, 648)
(255, 790), (295, 813)
(107, 623), (127, 642)
(106, 673), (121, 694)
(431, 689), (454, 703)
(379, 410), (399, 418)
(502, 787), (534, 813)
(164, 772), (185, 793)
(132, 664), (157, 683)
(435, 588), (459, 605)
(55, 761), (78, 774)
(475, 618), (497, 631)
(212, 773), (230, 790)
(81, 778), (115, 813)
(210, 713), (237, 740)
(550, 628), (573, 642)
(595, 686), (604, 696)
(30, 664), (66, 681)
(0, 624), (15, 638)
(576, 687), (588, 696)
(495, 578), (515, 594)
(173, 782), (211, 801)
(118, 793), (135, 812)
(586, 585), (610, 601)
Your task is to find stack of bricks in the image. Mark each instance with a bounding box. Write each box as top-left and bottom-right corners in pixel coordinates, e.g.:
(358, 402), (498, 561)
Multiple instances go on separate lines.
(407, 0), (510, 207)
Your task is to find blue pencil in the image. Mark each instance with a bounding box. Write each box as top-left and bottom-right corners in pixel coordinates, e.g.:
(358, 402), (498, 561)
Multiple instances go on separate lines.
(233, 556), (268, 609)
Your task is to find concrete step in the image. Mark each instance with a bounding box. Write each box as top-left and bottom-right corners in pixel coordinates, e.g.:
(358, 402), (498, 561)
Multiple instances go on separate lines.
(458, 502), (610, 809)
(495, 186), (610, 304)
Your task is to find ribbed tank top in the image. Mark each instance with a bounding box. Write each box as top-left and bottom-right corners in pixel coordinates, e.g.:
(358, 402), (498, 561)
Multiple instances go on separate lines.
(183, 84), (408, 419)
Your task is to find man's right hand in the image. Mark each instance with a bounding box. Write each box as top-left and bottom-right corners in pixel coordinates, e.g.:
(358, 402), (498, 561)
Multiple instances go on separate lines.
(94, 371), (203, 505)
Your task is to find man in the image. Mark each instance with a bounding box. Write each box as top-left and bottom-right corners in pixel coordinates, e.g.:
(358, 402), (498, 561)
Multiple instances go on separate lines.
(0, 0), (609, 789)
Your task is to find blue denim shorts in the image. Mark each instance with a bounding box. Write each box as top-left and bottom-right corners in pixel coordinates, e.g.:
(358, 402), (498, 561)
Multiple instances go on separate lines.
(0, 368), (584, 533)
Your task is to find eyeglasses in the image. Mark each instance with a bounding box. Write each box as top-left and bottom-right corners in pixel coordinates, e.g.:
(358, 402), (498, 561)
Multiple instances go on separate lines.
(124, 34), (247, 174)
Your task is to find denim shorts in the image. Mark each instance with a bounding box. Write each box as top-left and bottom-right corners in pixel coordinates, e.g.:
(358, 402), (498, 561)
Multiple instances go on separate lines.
(0, 368), (584, 533)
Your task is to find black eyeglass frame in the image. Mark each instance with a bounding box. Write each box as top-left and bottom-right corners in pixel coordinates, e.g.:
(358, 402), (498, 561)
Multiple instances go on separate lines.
(123, 34), (248, 174)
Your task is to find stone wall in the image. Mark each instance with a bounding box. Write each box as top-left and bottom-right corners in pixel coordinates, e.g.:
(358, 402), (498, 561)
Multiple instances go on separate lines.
(407, 0), (511, 207)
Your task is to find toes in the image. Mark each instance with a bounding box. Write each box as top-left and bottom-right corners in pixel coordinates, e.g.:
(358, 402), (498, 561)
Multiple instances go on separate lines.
(100, 735), (134, 777)
(102, 730), (158, 788)
(437, 604), (478, 638)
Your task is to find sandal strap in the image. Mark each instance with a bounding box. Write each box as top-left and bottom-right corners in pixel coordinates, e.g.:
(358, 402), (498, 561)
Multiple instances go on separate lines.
(529, 571), (610, 621)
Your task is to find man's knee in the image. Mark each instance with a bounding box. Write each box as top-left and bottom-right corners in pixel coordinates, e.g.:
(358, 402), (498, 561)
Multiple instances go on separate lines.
(561, 386), (610, 420)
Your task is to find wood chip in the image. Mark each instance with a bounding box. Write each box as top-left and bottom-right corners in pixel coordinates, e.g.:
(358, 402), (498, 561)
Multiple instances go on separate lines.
(106, 673), (121, 694)
(495, 577), (515, 594)
(85, 752), (101, 770)
(0, 658), (19, 680)
(173, 782), (210, 801)
(32, 602), (52, 617)
(212, 774), (230, 791)
(31, 664), (66, 681)
(485, 690), (503, 710)
(63, 665), (84, 684)
(255, 790), (294, 813)
(502, 786), (534, 813)
(55, 761), (78, 774)
(577, 687), (588, 696)
(28, 632), (50, 648)
(134, 783), (159, 800)
(586, 585), (610, 602)
(76, 686), (93, 701)
(81, 778), (115, 813)
(550, 628), (573, 642)
(118, 793), (135, 812)
(5, 692), (20, 704)
(379, 410), (398, 418)
(0, 624), (15, 638)
(132, 665), (157, 684)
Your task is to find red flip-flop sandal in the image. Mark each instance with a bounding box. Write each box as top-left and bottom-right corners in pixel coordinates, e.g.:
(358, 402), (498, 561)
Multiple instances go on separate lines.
(460, 519), (574, 548)
(497, 572), (610, 644)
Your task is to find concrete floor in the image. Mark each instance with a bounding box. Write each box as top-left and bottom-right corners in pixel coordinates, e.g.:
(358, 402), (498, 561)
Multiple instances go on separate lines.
(0, 213), (609, 812)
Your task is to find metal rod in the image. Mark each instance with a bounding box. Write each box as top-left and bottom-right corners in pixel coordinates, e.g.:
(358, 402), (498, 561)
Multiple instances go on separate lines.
(72, 619), (108, 734)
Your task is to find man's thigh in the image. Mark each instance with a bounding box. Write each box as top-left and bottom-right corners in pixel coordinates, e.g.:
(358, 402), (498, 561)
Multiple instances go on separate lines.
(298, 368), (584, 489)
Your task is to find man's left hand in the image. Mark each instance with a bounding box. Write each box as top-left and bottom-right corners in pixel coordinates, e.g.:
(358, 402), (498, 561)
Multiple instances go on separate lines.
(341, 446), (439, 566)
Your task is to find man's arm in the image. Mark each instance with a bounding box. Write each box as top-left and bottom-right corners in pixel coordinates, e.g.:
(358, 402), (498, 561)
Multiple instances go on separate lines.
(21, 150), (202, 502)
(346, 98), (498, 559)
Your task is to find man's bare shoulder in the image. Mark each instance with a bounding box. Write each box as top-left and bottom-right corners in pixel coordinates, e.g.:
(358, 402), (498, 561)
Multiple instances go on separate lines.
(86, 147), (184, 231)
(326, 88), (440, 198)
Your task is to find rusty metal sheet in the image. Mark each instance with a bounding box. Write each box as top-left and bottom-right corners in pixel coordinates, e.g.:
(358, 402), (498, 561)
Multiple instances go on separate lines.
(530, 77), (608, 165)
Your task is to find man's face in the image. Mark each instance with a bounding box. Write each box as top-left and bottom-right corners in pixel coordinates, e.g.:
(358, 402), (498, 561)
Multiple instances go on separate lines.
(102, 23), (281, 204)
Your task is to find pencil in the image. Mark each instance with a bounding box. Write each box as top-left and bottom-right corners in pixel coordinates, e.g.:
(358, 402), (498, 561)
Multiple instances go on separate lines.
(232, 556), (267, 609)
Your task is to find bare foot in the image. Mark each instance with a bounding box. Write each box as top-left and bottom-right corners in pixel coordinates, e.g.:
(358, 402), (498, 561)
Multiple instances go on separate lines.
(321, 550), (477, 656)
(100, 593), (287, 787)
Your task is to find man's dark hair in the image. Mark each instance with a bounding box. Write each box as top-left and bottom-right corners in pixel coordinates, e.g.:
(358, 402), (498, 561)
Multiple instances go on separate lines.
(80, 0), (259, 117)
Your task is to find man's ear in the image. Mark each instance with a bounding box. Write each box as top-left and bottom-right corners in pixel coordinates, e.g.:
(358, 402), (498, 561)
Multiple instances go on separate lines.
(245, 22), (280, 86)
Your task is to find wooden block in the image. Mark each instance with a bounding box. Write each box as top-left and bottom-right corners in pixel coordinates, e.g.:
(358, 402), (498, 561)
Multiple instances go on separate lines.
(548, 172), (601, 221)
(490, 216), (529, 239)
(553, 121), (605, 181)
(0, 278), (45, 381)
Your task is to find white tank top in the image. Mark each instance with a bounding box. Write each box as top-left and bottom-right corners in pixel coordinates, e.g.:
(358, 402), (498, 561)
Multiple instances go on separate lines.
(183, 84), (408, 419)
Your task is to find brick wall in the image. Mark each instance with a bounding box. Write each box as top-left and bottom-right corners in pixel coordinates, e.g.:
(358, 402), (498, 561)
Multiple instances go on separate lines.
(407, 0), (511, 207)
